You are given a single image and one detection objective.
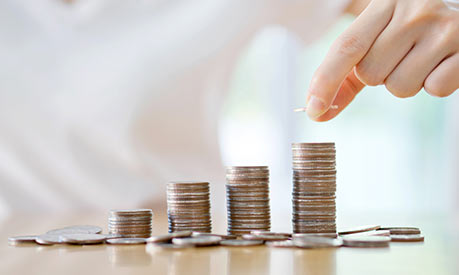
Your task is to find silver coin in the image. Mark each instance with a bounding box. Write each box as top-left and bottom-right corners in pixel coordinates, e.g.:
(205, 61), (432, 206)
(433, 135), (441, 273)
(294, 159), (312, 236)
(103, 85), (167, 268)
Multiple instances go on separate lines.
(242, 234), (289, 241)
(106, 238), (147, 245)
(250, 231), (291, 237)
(104, 234), (124, 239)
(390, 234), (424, 242)
(191, 232), (238, 240)
(35, 234), (66, 245)
(379, 227), (421, 235)
(292, 233), (337, 238)
(147, 231), (192, 243)
(220, 239), (264, 247)
(60, 234), (107, 245)
(265, 240), (296, 248)
(293, 236), (343, 248)
(338, 225), (381, 235)
(342, 236), (391, 247)
(342, 230), (391, 237)
(172, 236), (222, 247)
(8, 235), (37, 245)
(46, 225), (103, 235)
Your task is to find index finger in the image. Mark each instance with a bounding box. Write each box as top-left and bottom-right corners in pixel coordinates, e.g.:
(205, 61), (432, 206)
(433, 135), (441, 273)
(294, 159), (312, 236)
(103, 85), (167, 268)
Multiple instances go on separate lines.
(305, 0), (395, 120)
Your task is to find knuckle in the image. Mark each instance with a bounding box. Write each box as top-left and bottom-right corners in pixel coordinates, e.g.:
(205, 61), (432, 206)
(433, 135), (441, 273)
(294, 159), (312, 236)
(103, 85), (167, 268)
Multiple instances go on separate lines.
(334, 34), (367, 59)
(435, 19), (459, 48)
(355, 63), (383, 86)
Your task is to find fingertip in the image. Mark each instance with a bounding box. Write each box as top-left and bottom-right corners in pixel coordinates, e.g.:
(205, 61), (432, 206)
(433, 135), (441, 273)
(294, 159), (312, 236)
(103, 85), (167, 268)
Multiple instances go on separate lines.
(306, 95), (328, 119)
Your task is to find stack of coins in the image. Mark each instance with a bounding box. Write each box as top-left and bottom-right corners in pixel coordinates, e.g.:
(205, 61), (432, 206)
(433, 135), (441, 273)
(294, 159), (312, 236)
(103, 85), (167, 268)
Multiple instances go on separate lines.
(292, 143), (336, 234)
(226, 166), (271, 235)
(167, 181), (212, 233)
(108, 209), (153, 238)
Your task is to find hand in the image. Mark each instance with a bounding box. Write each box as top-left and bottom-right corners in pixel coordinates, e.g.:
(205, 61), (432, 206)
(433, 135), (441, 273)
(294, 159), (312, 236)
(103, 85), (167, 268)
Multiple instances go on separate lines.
(305, 0), (459, 121)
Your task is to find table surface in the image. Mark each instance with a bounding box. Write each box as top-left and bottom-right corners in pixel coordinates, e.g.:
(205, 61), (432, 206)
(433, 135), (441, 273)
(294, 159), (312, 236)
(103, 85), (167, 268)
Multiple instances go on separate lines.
(0, 211), (457, 275)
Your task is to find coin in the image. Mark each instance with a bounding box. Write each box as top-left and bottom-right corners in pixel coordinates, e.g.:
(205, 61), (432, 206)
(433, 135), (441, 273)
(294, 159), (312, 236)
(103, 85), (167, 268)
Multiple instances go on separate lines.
(35, 234), (66, 245)
(108, 209), (153, 238)
(291, 143), (337, 234)
(147, 231), (193, 243)
(61, 234), (107, 245)
(106, 238), (147, 245)
(191, 232), (238, 240)
(172, 236), (222, 247)
(379, 227), (421, 235)
(226, 166), (271, 235)
(293, 236), (343, 248)
(46, 225), (103, 235)
(167, 181), (212, 233)
(390, 234), (424, 242)
(8, 235), (37, 245)
(242, 234), (289, 241)
(250, 231), (291, 237)
(292, 233), (338, 238)
(342, 230), (391, 237)
(342, 236), (391, 248)
(220, 239), (264, 247)
(338, 225), (381, 235)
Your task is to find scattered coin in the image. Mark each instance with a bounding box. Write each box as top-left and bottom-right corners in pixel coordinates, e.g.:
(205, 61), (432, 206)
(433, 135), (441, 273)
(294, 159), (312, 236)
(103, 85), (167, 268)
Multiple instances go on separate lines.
(242, 234), (289, 241)
(265, 240), (296, 248)
(147, 231), (193, 243)
(46, 225), (103, 235)
(343, 230), (391, 237)
(293, 236), (343, 248)
(61, 234), (107, 245)
(220, 239), (264, 247)
(172, 236), (222, 247)
(35, 234), (66, 245)
(104, 234), (124, 239)
(292, 233), (338, 238)
(191, 232), (238, 240)
(338, 225), (381, 235)
(390, 234), (425, 242)
(342, 236), (390, 248)
(379, 227), (421, 235)
(106, 238), (148, 245)
(250, 231), (291, 237)
(8, 235), (37, 245)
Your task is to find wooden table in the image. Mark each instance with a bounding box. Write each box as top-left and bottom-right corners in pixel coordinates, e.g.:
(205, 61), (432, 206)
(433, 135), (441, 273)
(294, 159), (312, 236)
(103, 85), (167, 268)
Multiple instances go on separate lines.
(0, 211), (456, 275)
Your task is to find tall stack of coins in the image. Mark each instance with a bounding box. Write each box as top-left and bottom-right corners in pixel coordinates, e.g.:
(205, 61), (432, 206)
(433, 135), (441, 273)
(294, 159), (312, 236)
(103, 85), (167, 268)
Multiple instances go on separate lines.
(292, 143), (337, 234)
(108, 209), (153, 238)
(226, 166), (271, 235)
(167, 181), (212, 233)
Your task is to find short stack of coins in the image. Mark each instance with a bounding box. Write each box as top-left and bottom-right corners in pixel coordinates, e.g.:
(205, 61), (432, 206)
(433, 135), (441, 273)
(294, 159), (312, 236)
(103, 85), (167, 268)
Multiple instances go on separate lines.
(292, 143), (337, 234)
(167, 181), (212, 233)
(108, 209), (153, 238)
(226, 166), (271, 235)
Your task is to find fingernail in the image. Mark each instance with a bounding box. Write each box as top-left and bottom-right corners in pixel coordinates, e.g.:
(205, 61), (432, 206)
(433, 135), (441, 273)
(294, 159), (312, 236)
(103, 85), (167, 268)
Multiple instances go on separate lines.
(306, 95), (326, 119)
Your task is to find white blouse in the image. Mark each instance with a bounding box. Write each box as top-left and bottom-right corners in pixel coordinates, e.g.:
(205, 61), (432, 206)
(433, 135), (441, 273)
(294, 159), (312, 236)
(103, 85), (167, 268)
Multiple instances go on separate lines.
(0, 0), (348, 217)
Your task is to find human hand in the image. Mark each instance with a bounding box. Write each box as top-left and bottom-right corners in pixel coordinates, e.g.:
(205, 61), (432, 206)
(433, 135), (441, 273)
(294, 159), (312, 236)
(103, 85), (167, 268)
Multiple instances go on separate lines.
(305, 0), (459, 121)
